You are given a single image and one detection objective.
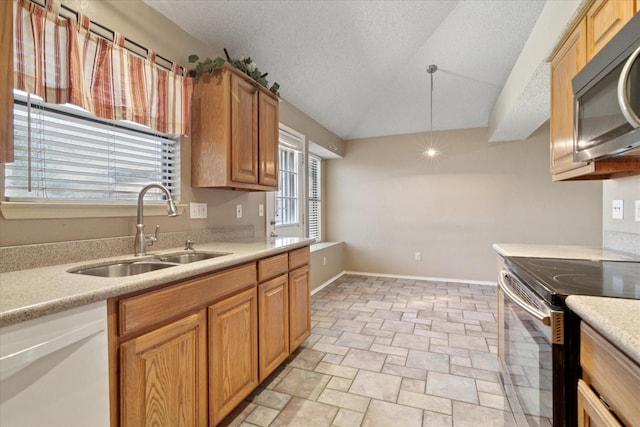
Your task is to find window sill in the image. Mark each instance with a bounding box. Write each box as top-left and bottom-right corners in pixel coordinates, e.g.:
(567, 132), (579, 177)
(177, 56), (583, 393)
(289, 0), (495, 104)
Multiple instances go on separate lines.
(311, 241), (342, 252)
(0, 201), (187, 220)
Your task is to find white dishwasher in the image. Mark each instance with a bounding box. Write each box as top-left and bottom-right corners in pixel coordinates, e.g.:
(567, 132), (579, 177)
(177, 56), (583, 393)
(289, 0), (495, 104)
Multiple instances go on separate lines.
(0, 301), (110, 427)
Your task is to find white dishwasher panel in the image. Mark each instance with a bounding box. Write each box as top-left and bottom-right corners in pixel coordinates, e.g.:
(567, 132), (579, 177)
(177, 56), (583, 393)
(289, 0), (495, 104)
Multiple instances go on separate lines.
(0, 301), (110, 427)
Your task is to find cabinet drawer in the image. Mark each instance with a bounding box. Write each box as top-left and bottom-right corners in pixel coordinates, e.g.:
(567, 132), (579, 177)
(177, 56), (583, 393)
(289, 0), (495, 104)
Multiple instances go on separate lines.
(289, 246), (310, 269)
(581, 322), (640, 427)
(119, 263), (257, 336)
(577, 380), (622, 427)
(258, 253), (288, 282)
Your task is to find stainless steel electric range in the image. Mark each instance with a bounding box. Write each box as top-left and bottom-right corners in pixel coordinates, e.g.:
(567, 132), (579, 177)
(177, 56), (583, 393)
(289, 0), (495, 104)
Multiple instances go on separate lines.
(497, 257), (640, 427)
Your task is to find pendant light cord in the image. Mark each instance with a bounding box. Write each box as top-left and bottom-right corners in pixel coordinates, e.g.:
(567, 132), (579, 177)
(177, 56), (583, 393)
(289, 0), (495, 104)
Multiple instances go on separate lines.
(427, 64), (438, 147)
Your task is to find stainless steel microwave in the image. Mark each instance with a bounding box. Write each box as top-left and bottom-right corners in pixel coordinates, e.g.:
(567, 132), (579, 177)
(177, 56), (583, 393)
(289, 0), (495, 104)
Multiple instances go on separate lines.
(572, 13), (640, 162)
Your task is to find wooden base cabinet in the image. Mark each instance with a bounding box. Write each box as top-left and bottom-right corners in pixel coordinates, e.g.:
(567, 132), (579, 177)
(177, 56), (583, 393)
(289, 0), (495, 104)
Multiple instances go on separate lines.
(288, 247), (311, 352)
(289, 265), (311, 351)
(120, 311), (208, 427)
(578, 322), (640, 427)
(209, 287), (258, 425)
(110, 247), (311, 427)
(258, 274), (290, 381)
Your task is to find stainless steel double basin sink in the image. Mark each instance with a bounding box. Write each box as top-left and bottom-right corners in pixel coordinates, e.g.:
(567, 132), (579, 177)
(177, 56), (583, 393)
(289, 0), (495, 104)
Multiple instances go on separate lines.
(69, 251), (231, 278)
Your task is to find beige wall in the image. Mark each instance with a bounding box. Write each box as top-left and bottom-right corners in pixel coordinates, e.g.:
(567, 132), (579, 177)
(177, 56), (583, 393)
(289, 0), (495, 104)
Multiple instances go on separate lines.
(602, 175), (640, 255)
(310, 243), (345, 290)
(325, 124), (603, 282)
(1, 0), (341, 247)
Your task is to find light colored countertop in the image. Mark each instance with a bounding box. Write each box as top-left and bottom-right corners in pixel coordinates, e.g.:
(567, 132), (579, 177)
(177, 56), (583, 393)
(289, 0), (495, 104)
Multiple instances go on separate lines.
(492, 243), (639, 261)
(566, 296), (640, 364)
(0, 237), (313, 327)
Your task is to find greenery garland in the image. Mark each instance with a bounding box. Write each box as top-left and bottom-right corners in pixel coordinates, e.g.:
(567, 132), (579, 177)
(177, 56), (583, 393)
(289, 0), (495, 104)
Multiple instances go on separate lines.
(189, 49), (280, 97)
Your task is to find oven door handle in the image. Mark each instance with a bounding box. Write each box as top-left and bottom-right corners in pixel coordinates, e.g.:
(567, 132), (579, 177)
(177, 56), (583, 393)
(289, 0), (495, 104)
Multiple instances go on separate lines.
(498, 270), (551, 326)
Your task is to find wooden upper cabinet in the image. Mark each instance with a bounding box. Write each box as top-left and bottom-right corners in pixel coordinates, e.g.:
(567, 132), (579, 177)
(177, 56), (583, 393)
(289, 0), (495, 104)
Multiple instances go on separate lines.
(585, 0), (636, 60)
(230, 74), (259, 184)
(1, 0), (14, 163)
(550, 21), (587, 176)
(549, 0), (640, 181)
(258, 91), (279, 187)
(191, 63), (279, 191)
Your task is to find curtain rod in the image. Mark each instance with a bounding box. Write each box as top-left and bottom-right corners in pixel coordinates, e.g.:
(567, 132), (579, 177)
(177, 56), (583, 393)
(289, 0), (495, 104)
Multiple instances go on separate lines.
(31, 0), (184, 74)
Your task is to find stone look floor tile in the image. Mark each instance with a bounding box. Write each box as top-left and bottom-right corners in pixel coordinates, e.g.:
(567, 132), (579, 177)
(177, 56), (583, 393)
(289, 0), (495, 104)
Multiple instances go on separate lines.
(361, 400), (423, 427)
(349, 370), (402, 402)
(220, 275), (517, 427)
(341, 348), (387, 372)
(333, 408), (365, 427)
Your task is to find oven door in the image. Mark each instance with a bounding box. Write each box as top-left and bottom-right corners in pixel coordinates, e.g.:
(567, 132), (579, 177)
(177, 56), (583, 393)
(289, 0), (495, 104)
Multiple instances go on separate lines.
(497, 270), (564, 427)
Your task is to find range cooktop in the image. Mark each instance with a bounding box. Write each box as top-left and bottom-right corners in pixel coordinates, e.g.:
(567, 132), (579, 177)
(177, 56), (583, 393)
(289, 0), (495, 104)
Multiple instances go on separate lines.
(505, 257), (640, 305)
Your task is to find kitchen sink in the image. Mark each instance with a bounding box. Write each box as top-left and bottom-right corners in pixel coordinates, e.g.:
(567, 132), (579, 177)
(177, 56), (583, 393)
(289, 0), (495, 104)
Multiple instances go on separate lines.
(70, 261), (178, 277)
(70, 251), (231, 277)
(153, 252), (231, 264)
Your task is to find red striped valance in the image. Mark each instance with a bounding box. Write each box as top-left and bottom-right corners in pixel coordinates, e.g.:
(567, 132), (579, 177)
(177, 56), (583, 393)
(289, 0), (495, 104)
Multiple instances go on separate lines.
(13, 0), (192, 135)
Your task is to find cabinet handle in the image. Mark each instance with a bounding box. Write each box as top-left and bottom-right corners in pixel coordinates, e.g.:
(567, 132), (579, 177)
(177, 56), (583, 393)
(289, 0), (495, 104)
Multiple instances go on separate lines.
(0, 319), (104, 381)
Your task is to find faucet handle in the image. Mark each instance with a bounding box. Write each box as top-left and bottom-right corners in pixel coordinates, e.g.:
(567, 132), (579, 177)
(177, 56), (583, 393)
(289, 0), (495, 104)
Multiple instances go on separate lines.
(184, 239), (194, 251)
(145, 225), (160, 246)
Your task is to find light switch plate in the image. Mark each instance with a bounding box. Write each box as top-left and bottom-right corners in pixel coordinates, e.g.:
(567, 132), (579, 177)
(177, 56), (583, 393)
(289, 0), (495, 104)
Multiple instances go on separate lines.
(612, 200), (623, 219)
(259, 204), (264, 217)
(236, 204), (243, 219)
(635, 200), (640, 222)
(189, 202), (207, 219)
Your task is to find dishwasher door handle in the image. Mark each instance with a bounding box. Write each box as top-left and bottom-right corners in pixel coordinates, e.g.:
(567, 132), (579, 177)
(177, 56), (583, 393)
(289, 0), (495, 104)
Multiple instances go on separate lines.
(0, 319), (105, 381)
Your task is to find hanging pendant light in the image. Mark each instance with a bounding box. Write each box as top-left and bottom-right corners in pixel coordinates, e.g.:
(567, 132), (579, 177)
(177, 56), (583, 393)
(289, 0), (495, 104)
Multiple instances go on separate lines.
(424, 64), (440, 159)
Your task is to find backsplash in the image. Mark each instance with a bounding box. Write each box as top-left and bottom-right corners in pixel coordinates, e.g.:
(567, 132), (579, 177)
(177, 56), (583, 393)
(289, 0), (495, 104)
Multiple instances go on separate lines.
(604, 231), (640, 257)
(0, 225), (255, 274)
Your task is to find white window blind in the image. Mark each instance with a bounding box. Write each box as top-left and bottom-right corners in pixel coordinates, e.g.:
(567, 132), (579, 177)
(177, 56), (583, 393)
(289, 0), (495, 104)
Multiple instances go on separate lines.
(276, 145), (300, 226)
(308, 154), (321, 242)
(4, 94), (179, 202)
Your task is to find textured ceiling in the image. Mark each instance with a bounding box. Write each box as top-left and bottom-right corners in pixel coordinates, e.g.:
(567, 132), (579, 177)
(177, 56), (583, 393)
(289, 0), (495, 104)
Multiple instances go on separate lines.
(144, 0), (547, 140)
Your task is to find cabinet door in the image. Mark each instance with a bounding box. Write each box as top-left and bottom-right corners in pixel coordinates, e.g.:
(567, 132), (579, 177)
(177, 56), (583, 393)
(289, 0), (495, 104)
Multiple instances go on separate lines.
(230, 74), (258, 184)
(120, 311), (208, 427)
(550, 20), (587, 175)
(586, 0), (636, 60)
(1, 0), (13, 163)
(577, 380), (622, 427)
(209, 287), (258, 425)
(258, 91), (279, 187)
(289, 265), (311, 351)
(258, 274), (290, 381)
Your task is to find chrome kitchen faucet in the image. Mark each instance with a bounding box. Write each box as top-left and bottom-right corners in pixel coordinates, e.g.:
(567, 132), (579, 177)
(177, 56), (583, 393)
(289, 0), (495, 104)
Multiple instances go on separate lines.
(134, 183), (178, 256)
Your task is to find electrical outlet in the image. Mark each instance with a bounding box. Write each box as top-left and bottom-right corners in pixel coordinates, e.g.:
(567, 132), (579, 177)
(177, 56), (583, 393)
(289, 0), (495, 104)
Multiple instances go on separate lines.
(414, 252), (422, 261)
(323, 257), (327, 265)
(259, 204), (264, 217)
(635, 200), (640, 222)
(189, 202), (207, 219)
(612, 200), (624, 219)
(236, 204), (243, 219)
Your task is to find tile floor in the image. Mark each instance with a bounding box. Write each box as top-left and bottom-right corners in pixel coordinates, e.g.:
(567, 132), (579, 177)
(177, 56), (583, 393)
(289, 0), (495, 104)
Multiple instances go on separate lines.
(220, 274), (517, 427)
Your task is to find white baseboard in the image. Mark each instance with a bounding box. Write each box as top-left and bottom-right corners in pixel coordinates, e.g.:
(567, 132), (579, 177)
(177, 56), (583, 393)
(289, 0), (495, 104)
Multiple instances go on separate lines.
(311, 271), (347, 295)
(343, 271), (497, 287)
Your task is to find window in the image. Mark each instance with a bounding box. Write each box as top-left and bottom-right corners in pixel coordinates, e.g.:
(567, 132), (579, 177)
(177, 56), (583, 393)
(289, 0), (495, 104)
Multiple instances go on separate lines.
(308, 154), (321, 242)
(4, 92), (179, 202)
(275, 145), (300, 226)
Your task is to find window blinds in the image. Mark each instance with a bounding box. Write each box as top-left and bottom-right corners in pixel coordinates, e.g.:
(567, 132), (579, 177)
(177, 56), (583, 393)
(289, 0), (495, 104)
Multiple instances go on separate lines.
(4, 96), (179, 201)
(308, 155), (321, 241)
